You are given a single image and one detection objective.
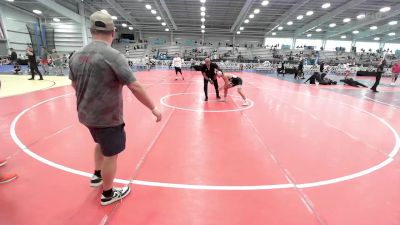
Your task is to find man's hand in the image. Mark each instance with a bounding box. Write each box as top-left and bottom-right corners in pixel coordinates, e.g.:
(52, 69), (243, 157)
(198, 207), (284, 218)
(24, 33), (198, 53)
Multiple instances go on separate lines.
(152, 107), (162, 122)
(208, 78), (214, 85)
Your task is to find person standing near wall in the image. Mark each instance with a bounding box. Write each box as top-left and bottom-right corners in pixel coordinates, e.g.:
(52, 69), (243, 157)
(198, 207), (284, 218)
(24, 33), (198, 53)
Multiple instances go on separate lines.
(40, 47), (49, 75)
(26, 46), (43, 80)
(51, 49), (63, 76)
(9, 48), (17, 65)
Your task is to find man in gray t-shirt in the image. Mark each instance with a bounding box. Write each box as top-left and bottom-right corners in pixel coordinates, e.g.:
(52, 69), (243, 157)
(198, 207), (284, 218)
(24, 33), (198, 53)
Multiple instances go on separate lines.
(69, 11), (161, 206)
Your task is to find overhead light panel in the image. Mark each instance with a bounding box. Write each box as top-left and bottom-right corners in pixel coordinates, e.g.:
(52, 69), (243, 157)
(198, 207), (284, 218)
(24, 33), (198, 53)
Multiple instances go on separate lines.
(249, 14), (254, 19)
(201, 18), (205, 22)
(343, 18), (351, 23)
(200, 6), (206, 12)
(121, 23), (127, 27)
(53, 18), (60, 22)
(272, 32), (276, 36)
(306, 11), (314, 16)
(237, 31), (241, 34)
(287, 21), (293, 25)
(322, 3), (331, 9)
(352, 30), (359, 34)
(307, 34), (312, 37)
(374, 37), (380, 41)
(329, 23), (336, 27)
(151, 10), (157, 14)
(297, 15), (303, 20)
(244, 19), (249, 23)
(111, 16), (117, 20)
(200, 0), (206, 3)
(316, 28), (322, 32)
(201, 25), (205, 29)
(388, 21), (398, 25)
(201, 30), (205, 33)
(370, 26), (377, 30)
(156, 16), (161, 20)
(261, 1), (269, 6)
(357, 14), (365, 19)
(278, 26), (283, 30)
(145, 4), (151, 10)
(388, 32), (396, 36)
(380, 7), (391, 13)
(341, 35), (346, 39)
(254, 9), (260, 14)
(161, 22), (166, 26)
(240, 27), (244, 30)
(128, 27), (133, 30)
(201, 12), (205, 16)
(33, 9), (42, 15)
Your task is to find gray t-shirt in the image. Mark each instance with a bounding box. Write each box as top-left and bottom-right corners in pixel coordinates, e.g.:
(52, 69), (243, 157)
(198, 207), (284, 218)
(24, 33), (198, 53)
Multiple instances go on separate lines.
(69, 41), (136, 128)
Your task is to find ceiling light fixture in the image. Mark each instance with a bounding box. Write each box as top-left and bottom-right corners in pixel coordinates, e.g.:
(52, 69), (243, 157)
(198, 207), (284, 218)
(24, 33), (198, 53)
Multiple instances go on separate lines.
(380, 7), (391, 13)
(33, 9), (42, 15)
(343, 18), (351, 23)
(261, 1), (269, 6)
(322, 3), (331, 9)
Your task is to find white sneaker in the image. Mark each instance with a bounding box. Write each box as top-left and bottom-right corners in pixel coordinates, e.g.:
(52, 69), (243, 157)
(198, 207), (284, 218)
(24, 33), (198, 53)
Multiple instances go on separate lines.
(90, 174), (103, 187)
(101, 186), (131, 206)
(242, 100), (249, 106)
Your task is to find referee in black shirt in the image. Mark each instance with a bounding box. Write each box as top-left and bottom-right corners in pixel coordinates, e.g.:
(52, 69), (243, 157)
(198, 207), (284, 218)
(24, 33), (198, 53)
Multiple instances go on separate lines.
(201, 58), (221, 101)
(26, 46), (43, 80)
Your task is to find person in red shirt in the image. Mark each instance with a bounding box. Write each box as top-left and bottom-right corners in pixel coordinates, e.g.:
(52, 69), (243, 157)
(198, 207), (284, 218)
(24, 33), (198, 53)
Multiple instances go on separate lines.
(391, 62), (400, 85)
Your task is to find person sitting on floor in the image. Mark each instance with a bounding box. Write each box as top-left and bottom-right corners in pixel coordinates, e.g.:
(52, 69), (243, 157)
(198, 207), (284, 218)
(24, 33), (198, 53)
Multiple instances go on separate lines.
(13, 63), (21, 75)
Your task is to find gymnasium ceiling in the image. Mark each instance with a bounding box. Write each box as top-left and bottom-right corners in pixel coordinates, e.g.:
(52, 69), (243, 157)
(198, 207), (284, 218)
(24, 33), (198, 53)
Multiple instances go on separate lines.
(2, 0), (400, 42)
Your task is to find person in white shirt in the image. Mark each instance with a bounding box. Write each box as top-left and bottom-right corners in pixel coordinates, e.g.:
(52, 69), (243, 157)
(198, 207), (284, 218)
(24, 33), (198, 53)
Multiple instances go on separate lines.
(172, 53), (184, 80)
(144, 55), (150, 71)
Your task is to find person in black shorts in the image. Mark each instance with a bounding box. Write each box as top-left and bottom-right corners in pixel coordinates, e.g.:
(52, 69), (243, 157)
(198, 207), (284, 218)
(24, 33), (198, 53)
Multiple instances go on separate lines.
(69, 11), (162, 206)
(172, 53), (184, 80)
(216, 71), (249, 106)
(201, 58), (221, 101)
